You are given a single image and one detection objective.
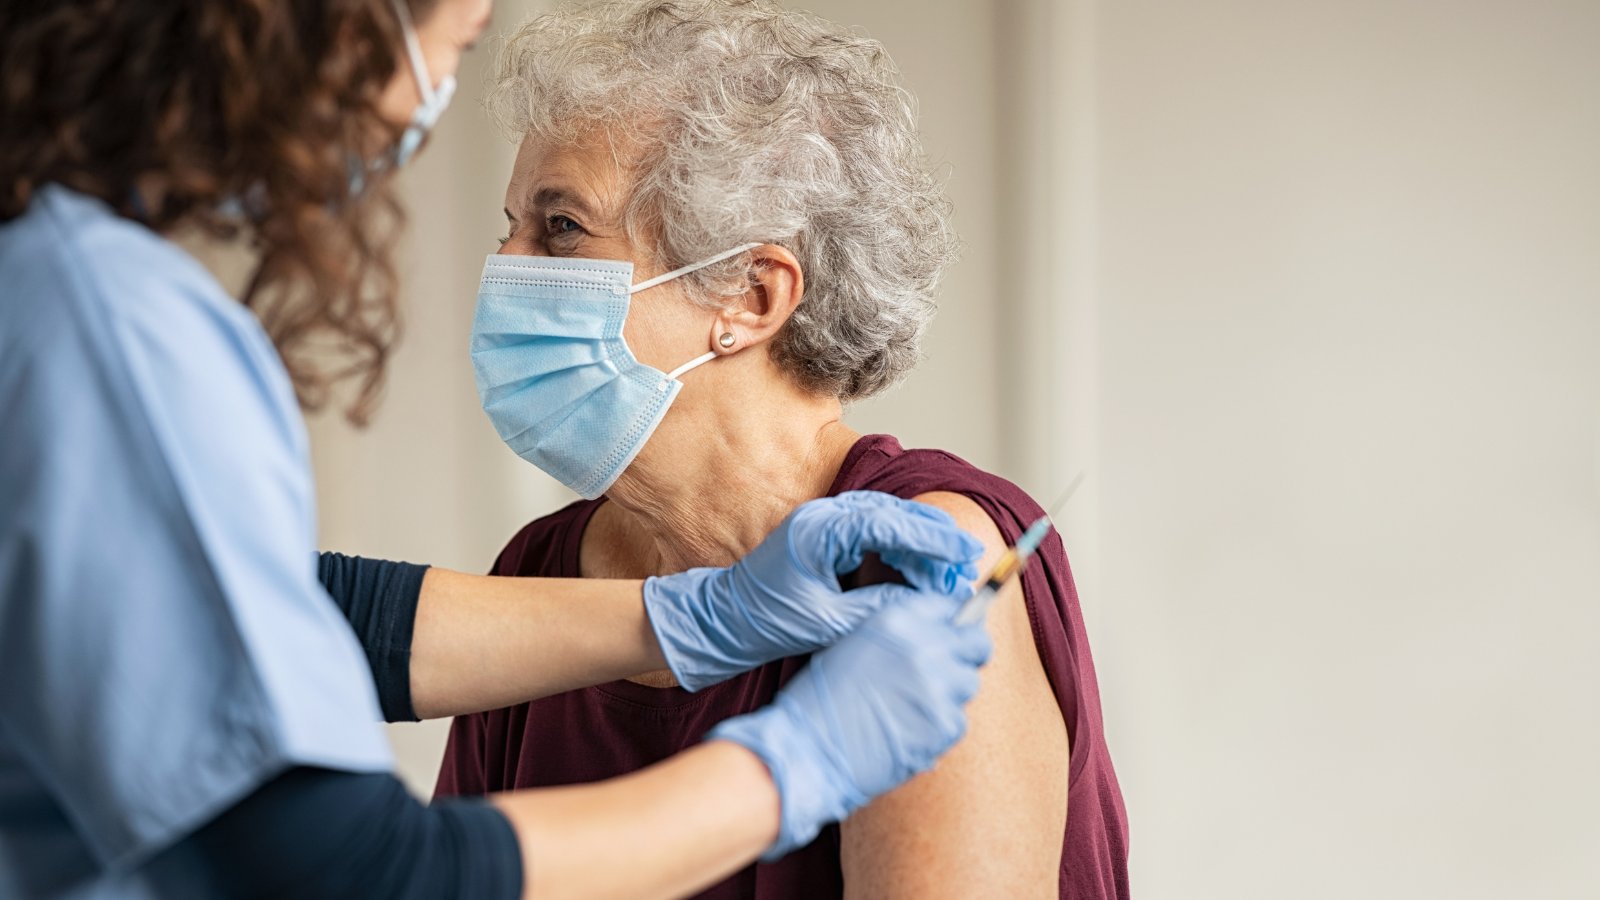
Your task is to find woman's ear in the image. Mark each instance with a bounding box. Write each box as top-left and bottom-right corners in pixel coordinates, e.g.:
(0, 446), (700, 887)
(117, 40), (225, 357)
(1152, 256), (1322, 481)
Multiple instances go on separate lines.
(709, 244), (804, 355)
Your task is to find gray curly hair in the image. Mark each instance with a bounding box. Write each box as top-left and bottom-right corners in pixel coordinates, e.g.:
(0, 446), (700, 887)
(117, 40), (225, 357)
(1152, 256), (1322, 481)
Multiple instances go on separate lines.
(486, 0), (957, 401)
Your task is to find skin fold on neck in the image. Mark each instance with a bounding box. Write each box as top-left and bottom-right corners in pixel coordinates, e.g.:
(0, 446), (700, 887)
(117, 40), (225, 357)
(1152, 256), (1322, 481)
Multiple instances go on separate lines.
(590, 351), (860, 578)
(582, 351), (859, 690)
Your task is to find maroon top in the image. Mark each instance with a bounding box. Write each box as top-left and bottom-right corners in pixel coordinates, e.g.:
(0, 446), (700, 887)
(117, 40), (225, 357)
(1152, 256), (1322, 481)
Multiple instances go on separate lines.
(436, 434), (1130, 899)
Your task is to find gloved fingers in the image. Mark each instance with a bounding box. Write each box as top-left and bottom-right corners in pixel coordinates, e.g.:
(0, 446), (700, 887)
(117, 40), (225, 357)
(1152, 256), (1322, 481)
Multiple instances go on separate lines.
(778, 493), (980, 591)
(832, 490), (962, 524)
(885, 581), (973, 621)
(832, 582), (926, 629)
(908, 665), (976, 756)
(838, 506), (983, 591)
(950, 621), (995, 668)
(945, 660), (985, 706)
(846, 583), (972, 637)
(842, 501), (982, 562)
(874, 548), (978, 596)
(925, 695), (972, 752)
(882, 589), (992, 676)
(719, 584), (994, 860)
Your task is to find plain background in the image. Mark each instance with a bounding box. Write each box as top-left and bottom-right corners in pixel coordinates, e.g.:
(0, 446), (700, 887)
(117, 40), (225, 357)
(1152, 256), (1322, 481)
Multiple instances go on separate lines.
(303, 1), (1600, 896)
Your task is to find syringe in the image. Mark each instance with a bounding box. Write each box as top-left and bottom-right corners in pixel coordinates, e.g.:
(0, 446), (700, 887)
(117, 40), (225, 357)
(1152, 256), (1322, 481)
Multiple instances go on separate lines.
(952, 516), (1052, 625)
(952, 472), (1083, 626)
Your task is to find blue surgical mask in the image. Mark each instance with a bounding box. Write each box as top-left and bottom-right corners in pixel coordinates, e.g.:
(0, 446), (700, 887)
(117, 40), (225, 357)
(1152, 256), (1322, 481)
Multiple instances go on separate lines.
(471, 244), (762, 499)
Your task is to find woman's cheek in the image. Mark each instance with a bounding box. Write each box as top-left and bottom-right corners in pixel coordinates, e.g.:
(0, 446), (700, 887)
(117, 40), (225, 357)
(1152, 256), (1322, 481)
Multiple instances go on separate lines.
(623, 291), (707, 371)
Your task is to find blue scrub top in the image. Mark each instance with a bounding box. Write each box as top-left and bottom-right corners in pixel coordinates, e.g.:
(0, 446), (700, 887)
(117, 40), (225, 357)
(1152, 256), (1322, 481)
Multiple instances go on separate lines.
(0, 186), (392, 897)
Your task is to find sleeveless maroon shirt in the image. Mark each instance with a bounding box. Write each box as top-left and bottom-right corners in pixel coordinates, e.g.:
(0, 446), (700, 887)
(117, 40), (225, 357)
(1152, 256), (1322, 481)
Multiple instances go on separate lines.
(436, 435), (1130, 899)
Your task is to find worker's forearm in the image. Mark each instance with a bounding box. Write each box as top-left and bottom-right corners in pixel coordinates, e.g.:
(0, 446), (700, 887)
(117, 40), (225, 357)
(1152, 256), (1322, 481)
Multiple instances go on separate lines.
(409, 569), (667, 719)
(491, 741), (780, 900)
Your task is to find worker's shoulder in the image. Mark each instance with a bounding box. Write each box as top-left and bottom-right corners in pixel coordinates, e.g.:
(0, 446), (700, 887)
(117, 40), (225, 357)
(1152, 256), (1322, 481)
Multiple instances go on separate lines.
(0, 184), (256, 354)
(0, 185), (303, 461)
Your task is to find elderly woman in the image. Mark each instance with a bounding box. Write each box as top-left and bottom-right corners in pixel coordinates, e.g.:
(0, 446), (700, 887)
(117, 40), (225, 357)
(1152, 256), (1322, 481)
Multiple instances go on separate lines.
(439, 1), (1127, 898)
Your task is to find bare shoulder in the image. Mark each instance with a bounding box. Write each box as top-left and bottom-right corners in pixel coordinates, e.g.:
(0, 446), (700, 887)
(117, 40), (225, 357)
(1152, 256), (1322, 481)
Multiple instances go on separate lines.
(905, 492), (1038, 651)
(839, 490), (1069, 900)
(908, 492), (1007, 567)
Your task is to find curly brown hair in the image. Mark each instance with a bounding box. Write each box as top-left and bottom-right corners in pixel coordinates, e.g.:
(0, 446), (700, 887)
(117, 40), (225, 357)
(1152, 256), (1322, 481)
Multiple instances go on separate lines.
(0, 0), (440, 422)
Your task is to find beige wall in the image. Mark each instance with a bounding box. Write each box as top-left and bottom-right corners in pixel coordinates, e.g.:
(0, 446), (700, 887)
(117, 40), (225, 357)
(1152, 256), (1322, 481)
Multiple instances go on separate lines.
(1094, 2), (1600, 896)
(307, 0), (1600, 895)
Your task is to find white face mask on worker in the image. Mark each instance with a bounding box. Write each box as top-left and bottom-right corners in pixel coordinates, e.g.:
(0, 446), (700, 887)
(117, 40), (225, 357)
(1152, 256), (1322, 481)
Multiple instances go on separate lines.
(388, 0), (456, 169)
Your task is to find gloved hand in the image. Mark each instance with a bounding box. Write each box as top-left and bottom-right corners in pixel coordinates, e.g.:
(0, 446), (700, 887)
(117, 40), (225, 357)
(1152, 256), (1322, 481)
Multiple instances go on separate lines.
(643, 491), (983, 692)
(708, 587), (993, 859)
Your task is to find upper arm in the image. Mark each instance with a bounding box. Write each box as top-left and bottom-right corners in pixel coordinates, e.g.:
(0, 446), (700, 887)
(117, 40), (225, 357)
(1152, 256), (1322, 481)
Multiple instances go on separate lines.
(840, 492), (1069, 900)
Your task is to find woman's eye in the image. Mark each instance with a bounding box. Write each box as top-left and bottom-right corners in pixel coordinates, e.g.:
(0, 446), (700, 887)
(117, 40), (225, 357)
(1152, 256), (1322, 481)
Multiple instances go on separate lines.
(548, 215), (581, 235)
(496, 234), (510, 247)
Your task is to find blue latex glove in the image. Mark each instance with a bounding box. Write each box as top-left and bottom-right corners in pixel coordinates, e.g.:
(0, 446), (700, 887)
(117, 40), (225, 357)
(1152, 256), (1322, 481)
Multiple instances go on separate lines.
(708, 587), (993, 860)
(643, 491), (983, 692)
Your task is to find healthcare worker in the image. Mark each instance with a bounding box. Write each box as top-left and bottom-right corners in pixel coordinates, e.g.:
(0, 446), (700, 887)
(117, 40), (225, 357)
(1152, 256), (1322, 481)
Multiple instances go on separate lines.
(0, 1), (995, 898)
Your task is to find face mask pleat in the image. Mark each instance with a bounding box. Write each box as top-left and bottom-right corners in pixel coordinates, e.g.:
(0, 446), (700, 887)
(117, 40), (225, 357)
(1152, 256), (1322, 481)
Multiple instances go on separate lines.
(477, 355), (616, 417)
(470, 246), (757, 499)
(470, 330), (610, 371)
(487, 376), (612, 454)
(529, 371), (680, 499)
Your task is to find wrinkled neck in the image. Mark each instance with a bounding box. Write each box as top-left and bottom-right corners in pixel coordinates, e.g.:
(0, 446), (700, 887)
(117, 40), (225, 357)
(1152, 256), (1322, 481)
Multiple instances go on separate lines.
(605, 350), (857, 573)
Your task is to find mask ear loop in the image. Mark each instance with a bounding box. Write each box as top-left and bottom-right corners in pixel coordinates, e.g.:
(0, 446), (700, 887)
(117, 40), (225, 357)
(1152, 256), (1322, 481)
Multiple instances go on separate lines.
(664, 352), (718, 383)
(634, 242), (764, 390)
(391, 0), (437, 107)
(629, 243), (763, 294)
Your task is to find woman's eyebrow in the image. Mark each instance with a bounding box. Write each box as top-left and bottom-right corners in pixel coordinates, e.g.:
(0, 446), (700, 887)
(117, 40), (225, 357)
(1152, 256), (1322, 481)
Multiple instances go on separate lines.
(527, 186), (599, 221)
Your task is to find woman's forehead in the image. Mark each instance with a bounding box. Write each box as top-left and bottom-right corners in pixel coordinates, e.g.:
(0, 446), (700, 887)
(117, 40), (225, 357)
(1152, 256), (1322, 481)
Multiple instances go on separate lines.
(507, 130), (637, 216)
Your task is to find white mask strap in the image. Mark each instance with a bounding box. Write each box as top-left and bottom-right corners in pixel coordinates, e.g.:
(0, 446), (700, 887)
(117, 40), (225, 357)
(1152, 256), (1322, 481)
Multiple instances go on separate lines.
(391, 0), (436, 105)
(629, 243), (763, 294)
(665, 351), (719, 382)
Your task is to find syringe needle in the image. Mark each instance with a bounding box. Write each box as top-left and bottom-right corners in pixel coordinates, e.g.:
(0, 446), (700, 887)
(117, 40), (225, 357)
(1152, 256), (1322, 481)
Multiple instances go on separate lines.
(952, 471), (1085, 626)
(1046, 471), (1086, 521)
